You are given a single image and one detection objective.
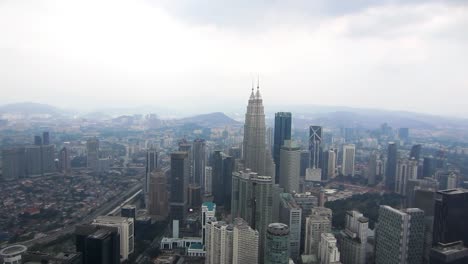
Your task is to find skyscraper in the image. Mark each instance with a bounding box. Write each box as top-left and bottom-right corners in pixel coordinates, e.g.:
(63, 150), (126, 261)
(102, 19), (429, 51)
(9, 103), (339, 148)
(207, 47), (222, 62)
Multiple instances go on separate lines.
(265, 223), (289, 264)
(300, 151), (310, 178)
(2, 148), (26, 180)
(205, 221), (233, 264)
(25, 146), (42, 176)
(395, 158), (418, 196)
(232, 218), (259, 264)
(42, 131), (50, 145)
(322, 148), (337, 181)
(202, 202), (216, 245)
(410, 144), (422, 161)
(41, 144), (55, 174)
(385, 142), (398, 191)
(92, 216), (135, 261)
(309, 126), (323, 169)
(204, 166), (213, 196)
(341, 144), (355, 177)
(243, 84), (267, 175)
(145, 148), (158, 208)
(169, 152), (189, 225)
(231, 169), (273, 262)
(75, 225), (120, 264)
(279, 140), (300, 193)
(59, 146), (71, 173)
(305, 207), (332, 256)
(279, 193), (302, 262)
(273, 112), (292, 183)
(212, 151), (234, 208)
(375, 206), (425, 264)
(338, 211), (368, 264)
(318, 233), (341, 264)
(367, 152), (378, 185)
(432, 189), (468, 247)
(148, 169), (168, 220)
(192, 138), (206, 188)
(86, 137), (99, 171)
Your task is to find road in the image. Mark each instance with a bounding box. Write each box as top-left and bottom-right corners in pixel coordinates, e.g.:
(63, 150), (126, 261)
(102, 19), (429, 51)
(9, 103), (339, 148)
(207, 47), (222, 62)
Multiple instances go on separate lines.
(22, 184), (143, 247)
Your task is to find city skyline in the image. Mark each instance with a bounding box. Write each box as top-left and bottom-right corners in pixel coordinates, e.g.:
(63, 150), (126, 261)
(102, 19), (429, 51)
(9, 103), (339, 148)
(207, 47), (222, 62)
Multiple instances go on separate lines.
(0, 0), (467, 117)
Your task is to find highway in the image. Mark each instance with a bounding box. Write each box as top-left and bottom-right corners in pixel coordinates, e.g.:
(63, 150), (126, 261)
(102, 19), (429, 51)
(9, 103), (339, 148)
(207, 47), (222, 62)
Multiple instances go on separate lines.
(22, 184), (143, 247)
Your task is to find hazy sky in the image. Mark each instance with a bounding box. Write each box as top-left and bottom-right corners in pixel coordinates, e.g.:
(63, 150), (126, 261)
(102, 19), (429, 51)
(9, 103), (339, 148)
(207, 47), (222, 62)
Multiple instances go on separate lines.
(1, 0), (467, 116)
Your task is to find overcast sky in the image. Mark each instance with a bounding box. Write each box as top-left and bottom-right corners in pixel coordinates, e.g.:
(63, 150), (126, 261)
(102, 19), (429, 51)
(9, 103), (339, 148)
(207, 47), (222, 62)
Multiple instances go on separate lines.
(0, 0), (467, 116)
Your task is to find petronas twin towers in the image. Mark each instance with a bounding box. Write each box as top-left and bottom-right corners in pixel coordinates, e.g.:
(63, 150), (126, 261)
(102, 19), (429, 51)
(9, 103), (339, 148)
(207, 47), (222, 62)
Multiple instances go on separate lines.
(243, 83), (275, 177)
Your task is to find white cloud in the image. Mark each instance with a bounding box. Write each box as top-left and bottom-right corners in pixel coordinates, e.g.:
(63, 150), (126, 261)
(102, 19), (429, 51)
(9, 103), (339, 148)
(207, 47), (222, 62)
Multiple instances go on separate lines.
(0, 0), (467, 116)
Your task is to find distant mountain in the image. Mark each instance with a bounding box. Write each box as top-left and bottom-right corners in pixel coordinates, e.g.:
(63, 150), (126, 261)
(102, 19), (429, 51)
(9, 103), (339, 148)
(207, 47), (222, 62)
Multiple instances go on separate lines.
(0, 102), (62, 116)
(177, 112), (240, 128)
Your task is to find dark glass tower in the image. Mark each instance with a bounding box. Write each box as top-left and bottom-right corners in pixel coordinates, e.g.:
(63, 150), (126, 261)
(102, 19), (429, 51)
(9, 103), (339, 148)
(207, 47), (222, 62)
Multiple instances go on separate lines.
(212, 151), (234, 209)
(170, 152), (189, 224)
(75, 225), (120, 264)
(273, 112), (292, 183)
(410, 144), (422, 161)
(433, 189), (468, 247)
(385, 142), (398, 191)
(192, 138), (206, 188)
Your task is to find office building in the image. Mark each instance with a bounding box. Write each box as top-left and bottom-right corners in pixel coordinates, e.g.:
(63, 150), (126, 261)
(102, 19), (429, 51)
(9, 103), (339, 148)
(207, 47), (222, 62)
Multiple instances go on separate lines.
(205, 221), (233, 264)
(300, 151), (310, 178)
(232, 218), (259, 264)
(305, 207), (332, 256)
(59, 146), (71, 173)
(231, 169), (273, 262)
(192, 138), (206, 188)
(188, 184), (202, 208)
(341, 144), (355, 177)
(279, 193), (302, 262)
(395, 158), (418, 196)
(212, 151), (234, 208)
(410, 144), (422, 161)
(145, 148), (158, 207)
(170, 152), (189, 224)
(2, 147), (26, 180)
(265, 223), (289, 264)
(243, 84), (267, 175)
(202, 202), (216, 245)
(42, 131), (50, 145)
(148, 169), (168, 220)
(41, 144), (55, 174)
(279, 140), (300, 193)
(92, 216), (135, 261)
(338, 211), (368, 264)
(25, 145), (42, 176)
(319, 233), (341, 264)
(309, 125), (323, 170)
(423, 156), (436, 178)
(375, 206), (425, 264)
(204, 166), (213, 196)
(121, 205), (136, 220)
(430, 241), (468, 264)
(367, 152), (378, 185)
(75, 224), (120, 264)
(385, 142), (398, 191)
(433, 189), (468, 247)
(86, 137), (99, 171)
(273, 112), (292, 183)
(322, 148), (337, 181)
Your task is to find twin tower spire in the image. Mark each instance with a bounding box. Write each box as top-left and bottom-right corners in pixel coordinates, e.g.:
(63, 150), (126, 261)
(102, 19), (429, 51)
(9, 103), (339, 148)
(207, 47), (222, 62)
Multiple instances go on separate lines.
(250, 76), (262, 100)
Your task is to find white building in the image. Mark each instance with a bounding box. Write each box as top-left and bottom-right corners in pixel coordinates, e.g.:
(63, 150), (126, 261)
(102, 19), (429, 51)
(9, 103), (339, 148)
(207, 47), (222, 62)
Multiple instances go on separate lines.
(338, 211), (368, 264)
(202, 202), (217, 245)
(341, 144), (355, 177)
(319, 233), (341, 264)
(305, 207), (332, 256)
(205, 221), (233, 264)
(395, 158), (418, 195)
(232, 218), (259, 264)
(279, 140), (301, 193)
(92, 216), (134, 261)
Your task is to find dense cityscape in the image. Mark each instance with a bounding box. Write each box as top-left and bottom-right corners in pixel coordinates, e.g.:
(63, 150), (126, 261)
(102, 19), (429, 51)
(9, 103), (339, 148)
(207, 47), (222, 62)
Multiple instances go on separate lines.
(0, 84), (468, 264)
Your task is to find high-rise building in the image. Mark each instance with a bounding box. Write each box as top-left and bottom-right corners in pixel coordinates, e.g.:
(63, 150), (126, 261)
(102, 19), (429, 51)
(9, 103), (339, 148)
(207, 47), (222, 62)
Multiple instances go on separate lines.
(430, 241), (468, 264)
(322, 148), (337, 181)
(188, 184), (202, 209)
(279, 140), (300, 193)
(41, 144), (55, 174)
(92, 216), (135, 261)
(432, 189), (468, 247)
(205, 221), (233, 264)
(59, 146), (71, 173)
(145, 149), (158, 207)
(42, 131), (50, 145)
(367, 152), (378, 185)
(231, 169), (273, 262)
(273, 112), (292, 183)
(34, 135), (42, 146)
(395, 158), (418, 196)
(86, 137), (99, 171)
(305, 207), (332, 256)
(385, 142), (398, 191)
(410, 144), (422, 161)
(300, 151), (310, 178)
(2, 148), (26, 180)
(204, 166), (213, 196)
(212, 151), (234, 208)
(148, 169), (168, 220)
(375, 206), (425, 264)
(319, 233), (341, 264)
(202, 202), (216, 245)
(243, 85), (267, 175)
(170, 152), (189, 225)
(75, 224), (120, 264)
(399, 128), (409, 142)
(341, 144), (355, 177)
(309, 126), (323, 170)
(265, 223), (289, 264)
(232, 218), (259, 264)
(121, 205), (136, 220)
(192, 138), (206, 188)
(278, 193), (302, 262)
(423, 156), (435, 178)
(25, 146), (42, 176)
(338, 211), (368, 264)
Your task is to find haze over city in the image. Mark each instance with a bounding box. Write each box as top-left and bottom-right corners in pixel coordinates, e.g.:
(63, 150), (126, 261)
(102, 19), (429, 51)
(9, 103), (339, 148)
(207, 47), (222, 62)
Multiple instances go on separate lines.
(1, 0), (468, 117)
